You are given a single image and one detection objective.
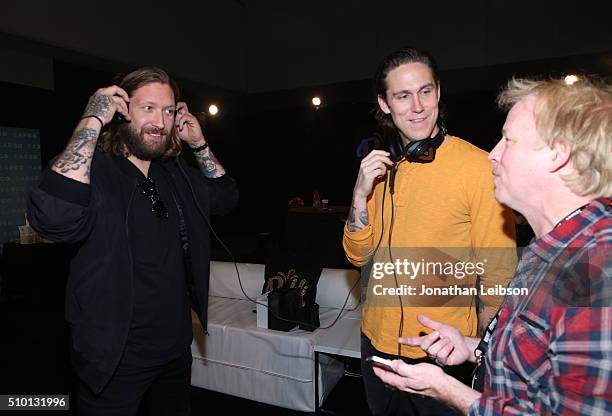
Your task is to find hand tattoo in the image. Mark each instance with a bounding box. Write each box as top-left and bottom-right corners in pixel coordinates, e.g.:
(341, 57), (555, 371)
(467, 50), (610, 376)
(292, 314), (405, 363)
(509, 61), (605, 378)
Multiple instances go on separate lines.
(83, 94), (113, 120)
(53, 127), (98, 179)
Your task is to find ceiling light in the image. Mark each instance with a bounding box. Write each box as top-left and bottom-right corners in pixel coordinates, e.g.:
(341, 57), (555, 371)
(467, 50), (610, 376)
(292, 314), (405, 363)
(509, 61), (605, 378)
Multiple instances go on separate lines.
(564, 75), (579, 85)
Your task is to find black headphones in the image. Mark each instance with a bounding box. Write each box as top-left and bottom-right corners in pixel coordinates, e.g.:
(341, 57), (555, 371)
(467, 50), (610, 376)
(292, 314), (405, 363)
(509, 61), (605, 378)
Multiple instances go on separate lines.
(387, 125), (446, 164)
(386, 126), (446, 195)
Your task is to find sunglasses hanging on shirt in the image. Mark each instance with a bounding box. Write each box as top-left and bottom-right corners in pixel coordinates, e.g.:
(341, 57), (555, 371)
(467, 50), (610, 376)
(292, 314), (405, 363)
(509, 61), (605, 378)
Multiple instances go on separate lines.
(139, 177), (169, 219)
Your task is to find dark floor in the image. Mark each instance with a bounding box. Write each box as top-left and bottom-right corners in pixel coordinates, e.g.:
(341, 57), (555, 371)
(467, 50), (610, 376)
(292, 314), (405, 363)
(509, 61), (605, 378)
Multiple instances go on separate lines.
(0, 223), (364, 414)
(0, 289), (370, 416)
(190, 372), (371, 416)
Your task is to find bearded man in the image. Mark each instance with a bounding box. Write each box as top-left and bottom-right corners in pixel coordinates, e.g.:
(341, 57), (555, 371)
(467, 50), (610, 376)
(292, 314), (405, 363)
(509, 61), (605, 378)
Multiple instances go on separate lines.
(27, 67), (238, 415)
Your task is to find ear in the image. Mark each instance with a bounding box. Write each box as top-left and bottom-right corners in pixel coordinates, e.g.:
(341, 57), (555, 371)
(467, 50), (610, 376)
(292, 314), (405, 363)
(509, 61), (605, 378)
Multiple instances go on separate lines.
(549, 142), (571, 172)
(436, 83), (441, 102)
(377, 95), (391, 115)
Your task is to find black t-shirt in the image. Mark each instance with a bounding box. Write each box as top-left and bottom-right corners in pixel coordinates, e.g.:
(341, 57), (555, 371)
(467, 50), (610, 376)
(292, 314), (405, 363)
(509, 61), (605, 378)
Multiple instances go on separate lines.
(117, 158), (192, 367)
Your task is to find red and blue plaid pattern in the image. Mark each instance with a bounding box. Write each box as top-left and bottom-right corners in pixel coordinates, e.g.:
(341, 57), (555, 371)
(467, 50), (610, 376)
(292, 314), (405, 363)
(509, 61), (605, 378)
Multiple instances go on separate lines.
(469, 198), (611, 415)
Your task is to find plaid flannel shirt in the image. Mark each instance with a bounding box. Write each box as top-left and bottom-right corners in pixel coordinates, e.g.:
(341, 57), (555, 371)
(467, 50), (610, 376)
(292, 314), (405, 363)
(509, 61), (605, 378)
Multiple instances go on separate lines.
(469, 198), (611, 415)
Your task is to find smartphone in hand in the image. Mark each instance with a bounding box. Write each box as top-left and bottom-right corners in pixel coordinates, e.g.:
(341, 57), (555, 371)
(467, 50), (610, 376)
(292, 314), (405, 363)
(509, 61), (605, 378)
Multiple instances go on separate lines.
(366, 355), (395, 372)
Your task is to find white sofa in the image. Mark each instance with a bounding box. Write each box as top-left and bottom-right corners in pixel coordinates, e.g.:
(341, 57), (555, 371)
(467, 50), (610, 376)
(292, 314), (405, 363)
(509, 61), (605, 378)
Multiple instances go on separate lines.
(190, 261), (361, 412)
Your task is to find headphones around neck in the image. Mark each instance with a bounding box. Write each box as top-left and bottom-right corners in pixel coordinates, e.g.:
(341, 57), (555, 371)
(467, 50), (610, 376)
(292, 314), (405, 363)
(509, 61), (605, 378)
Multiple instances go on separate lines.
(386, 126), (446, 195)
(387, 125), (446, 164)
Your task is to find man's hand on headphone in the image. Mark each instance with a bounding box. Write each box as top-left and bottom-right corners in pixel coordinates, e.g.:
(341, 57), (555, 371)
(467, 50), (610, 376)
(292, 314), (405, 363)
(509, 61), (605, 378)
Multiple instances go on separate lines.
(82, 85), (131, 126)
(175, 102), (206, 147)
(354, 150), (393, 199)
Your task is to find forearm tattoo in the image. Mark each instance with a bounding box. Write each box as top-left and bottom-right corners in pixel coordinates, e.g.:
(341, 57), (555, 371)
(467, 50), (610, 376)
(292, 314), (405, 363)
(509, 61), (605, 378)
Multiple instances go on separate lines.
(347, 204), (369, 232)
(194, 148), (223, 178)
(83, 94), (112, 119)
(53, 127), (98, 179)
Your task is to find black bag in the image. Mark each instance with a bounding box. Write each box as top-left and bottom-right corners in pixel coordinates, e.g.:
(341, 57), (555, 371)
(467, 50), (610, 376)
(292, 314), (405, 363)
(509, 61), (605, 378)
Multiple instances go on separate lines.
(298, 302), (320, 331)
(263, 246), (321, 332)
(267, 287), (302, 332)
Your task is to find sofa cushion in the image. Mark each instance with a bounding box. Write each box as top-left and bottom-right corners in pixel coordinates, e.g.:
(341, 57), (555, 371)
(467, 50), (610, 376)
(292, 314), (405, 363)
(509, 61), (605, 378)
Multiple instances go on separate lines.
(316, 268), (361, 309)
(209, 261), (264, 300)
(191, 302), (346, 412)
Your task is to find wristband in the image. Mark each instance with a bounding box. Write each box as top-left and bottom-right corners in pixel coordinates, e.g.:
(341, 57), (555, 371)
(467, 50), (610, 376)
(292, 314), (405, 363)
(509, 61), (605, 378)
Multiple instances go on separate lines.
(81, 115), (104, 129)
(191, 142), (209, 153)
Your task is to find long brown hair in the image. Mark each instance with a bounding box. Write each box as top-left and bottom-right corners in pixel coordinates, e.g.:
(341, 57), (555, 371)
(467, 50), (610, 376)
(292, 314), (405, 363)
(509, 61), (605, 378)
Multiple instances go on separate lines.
(97, 67), (182, 159)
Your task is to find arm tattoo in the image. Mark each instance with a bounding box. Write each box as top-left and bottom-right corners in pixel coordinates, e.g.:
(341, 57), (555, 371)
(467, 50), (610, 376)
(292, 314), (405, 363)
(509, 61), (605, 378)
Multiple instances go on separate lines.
(53, 127), (98, 180)
(347, 204), (369, 232)
(359, 209), (369, 226)
(194, 148), (223, 178)
(348, 206), (356, 228)
(83, 94), (112, 119)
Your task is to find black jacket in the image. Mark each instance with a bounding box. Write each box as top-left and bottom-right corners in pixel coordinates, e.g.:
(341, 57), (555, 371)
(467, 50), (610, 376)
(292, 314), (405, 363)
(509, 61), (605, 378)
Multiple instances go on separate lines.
(27, 152), (238, 394)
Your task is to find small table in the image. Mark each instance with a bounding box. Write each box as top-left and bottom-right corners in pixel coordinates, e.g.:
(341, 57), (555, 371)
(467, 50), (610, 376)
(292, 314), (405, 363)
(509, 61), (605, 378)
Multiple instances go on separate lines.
(288, 205), (349, 215)
(313, 308), (361, 412)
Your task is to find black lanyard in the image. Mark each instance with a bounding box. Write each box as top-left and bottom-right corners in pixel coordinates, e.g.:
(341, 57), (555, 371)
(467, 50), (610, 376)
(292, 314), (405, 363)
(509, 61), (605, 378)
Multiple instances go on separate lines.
(554, 204), (588, 229)
(476, 308), (501, 357)
(471, 308), (501, 390)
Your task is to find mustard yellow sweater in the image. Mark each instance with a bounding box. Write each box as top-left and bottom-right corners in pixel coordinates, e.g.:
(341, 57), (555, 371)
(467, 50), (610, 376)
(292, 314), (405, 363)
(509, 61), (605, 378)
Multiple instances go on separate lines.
(343, 136), (516, 358)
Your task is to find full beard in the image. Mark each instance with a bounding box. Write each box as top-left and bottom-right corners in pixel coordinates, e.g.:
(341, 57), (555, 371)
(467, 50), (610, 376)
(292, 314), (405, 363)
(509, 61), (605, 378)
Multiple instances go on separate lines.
(120, 124), (171, 161)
